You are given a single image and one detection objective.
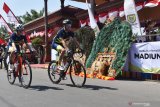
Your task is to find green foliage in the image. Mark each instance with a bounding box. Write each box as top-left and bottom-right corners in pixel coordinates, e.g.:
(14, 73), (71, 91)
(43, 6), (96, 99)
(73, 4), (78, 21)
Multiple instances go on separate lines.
(20, 8), (44, 24)
(31, 37), (43, 45)
(75, 27), (95, 61)
(0, 26), (10, 39)
(86, 18), (133, 76)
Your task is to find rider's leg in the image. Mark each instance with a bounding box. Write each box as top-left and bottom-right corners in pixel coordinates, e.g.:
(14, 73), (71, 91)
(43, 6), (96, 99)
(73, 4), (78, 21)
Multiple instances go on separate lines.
(51, 43), (65, 68)
(57, 45), (65, 67)
(10, 52), (15, 64)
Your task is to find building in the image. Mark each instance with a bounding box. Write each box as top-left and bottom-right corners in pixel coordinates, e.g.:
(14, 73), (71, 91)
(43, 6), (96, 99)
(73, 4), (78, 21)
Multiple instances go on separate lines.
(24, 6), (84, 62)
(24, 0), (160, 62)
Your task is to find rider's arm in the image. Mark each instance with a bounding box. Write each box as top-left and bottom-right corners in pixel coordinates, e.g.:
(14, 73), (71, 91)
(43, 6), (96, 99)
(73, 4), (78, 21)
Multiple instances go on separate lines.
(23, 35), (35, 52)
(60, 38), (68, 50)
(10, 34), (17, 51)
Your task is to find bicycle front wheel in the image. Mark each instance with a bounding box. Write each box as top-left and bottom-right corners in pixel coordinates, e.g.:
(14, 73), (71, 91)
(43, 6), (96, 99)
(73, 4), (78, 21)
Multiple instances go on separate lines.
(70, 60), (86, 87)
(7, 62), (16, 84)
(20, 60), (32, 88)
(4, 53), (10, 70)
(48, 60), (61, 84)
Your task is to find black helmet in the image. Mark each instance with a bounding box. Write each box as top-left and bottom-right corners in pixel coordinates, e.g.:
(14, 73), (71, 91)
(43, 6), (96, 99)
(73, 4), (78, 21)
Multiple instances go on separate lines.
(63, 19), (72, 25)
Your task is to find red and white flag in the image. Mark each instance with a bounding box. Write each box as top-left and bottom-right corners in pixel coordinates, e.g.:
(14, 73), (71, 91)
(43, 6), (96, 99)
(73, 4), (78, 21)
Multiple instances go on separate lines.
(136, 2), (144, 11)
(3, 2), (19, 25)
(80, 20), (87, 27)
(0, 14), (13, 35)
(98, 13), (108, 23)
(145, 0), (160, 7)
(119, 7), (125, 17)
(108, 9), (118, 18)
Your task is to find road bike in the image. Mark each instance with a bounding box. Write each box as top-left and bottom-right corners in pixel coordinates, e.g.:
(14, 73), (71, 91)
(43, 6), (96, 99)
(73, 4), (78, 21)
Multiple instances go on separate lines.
(6, 45), (32, 89)
(48, 49), (86, 87)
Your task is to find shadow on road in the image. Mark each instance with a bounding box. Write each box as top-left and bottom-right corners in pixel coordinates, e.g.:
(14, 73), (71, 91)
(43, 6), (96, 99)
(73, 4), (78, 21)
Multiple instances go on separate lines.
(83, 84), (118, 90)
(64, 84), (118, 90)
(29, 85), (64, 91)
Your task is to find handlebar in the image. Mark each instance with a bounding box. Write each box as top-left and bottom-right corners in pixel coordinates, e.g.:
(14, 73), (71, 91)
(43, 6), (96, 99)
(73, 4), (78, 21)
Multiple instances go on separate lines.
(66, 49), (84, 58)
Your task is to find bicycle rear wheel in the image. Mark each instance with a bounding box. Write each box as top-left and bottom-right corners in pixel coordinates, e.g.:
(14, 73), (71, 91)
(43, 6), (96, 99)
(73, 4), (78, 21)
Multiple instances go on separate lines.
(20, 60), (32, 88)
(48, 60), (61, 84)
(70, 60), (86, 87)
(7, 62), (16, 84)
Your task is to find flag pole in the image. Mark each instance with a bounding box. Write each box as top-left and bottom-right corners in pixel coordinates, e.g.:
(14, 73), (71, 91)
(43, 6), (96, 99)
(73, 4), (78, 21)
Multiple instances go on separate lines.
(3, 3), (20, 24)
(9, 8), (20, 24)
(43, 0), (48, 63)
(0, 14), (13, 34)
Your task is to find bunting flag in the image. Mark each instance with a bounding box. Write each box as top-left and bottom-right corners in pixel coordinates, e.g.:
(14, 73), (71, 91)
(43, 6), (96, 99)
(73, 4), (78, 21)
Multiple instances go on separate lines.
(98, 13), (108, 23)
(0, 14), (13, 34)
(145, 0), (160, 7)
(119, 7), (125, 17)
(119, 2), (143, 17)
(3, 2), (19, 25)
(86, 0), (100, 37)
(108, 9), (118, 18)
(80, 20), (87, 27)
(124, 0), (142, 36)
(136, 2), (144, 11)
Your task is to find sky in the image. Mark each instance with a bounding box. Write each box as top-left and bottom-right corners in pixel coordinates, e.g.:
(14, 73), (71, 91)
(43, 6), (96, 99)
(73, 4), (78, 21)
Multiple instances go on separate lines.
(0, 0), (87, 22)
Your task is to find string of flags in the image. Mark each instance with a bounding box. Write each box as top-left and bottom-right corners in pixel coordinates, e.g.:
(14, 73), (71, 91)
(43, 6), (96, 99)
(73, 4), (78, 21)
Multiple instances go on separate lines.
(80, 0), (160, 27)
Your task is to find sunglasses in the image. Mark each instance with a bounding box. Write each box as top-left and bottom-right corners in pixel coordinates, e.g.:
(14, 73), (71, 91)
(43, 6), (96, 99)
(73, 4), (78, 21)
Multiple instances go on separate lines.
(65, 24), (72, 28)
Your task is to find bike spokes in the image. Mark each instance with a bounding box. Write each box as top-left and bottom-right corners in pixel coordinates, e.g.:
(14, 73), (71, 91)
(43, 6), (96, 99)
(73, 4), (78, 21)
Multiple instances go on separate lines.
(70, 60), (86, 87)
(48, 61), (61, 84)
(7, 63), (16, 84)
(20, 60), (32, 88)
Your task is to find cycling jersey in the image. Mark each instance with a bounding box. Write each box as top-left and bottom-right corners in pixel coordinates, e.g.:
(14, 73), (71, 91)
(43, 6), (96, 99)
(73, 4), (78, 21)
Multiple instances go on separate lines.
(9, 33), (28, 52)
(52, 28), (74, 50)
(53, 28), (74, 44)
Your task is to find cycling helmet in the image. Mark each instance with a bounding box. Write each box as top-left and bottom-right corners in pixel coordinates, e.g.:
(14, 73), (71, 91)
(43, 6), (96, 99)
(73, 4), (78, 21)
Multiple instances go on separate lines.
(15, 24), (24, 31)
(62, 19), (72, 25)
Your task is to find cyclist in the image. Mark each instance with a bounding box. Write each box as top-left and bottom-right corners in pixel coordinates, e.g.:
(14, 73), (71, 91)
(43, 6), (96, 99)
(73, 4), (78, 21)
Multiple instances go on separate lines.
(52, 19), (82, 71)
(9, 24), (35, 67)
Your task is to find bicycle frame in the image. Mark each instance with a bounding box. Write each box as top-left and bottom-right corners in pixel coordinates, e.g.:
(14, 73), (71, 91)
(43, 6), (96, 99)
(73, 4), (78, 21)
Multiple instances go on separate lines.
(13, 53), (23, 77)
(60, 50), (80, 74)
(12, 44), (28, 77)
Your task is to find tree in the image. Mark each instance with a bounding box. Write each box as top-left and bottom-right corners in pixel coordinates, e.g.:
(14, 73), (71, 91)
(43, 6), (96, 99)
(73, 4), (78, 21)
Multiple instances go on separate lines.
(20, 8), (44, 24)
(0, 26), (9, 39)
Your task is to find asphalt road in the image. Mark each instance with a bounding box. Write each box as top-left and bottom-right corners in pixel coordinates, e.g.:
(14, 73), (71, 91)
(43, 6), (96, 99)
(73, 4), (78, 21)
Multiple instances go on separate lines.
(0, 68), (160, 107)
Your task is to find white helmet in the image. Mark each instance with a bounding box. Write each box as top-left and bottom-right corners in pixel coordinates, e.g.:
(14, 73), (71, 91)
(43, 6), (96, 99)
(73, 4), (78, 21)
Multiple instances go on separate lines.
(15, 24), (24, 31)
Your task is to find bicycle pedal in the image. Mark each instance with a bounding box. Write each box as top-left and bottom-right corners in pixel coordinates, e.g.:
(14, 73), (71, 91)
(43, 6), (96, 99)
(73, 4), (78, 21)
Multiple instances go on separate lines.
(61, 76), (67, 80)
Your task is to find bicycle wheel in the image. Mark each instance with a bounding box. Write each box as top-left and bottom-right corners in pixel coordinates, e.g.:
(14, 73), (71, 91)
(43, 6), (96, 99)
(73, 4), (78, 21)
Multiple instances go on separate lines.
(69, 60), (86, 87)
(20, 60), (32, 88)
(48, 60), (61, 84)
(4, 53), (10, 70)
(7, 62), (16, 84)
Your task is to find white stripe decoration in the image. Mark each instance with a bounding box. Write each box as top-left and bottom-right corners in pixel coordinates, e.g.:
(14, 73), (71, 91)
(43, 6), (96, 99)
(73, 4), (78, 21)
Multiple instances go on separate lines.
(99, 13), (107, 23)
(145, 0), (160, 7)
